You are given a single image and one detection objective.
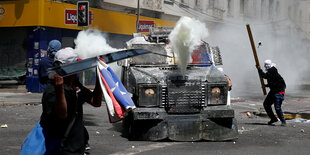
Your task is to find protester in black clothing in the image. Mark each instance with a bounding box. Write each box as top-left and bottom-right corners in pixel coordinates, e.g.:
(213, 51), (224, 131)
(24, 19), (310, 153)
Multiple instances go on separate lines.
(40, 47), (102, 154)
(39, 40), (62, 88)
(257, 59), (286, 126)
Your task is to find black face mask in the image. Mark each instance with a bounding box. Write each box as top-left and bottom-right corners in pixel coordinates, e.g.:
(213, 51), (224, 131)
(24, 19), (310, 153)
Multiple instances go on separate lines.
(52, 61), (63, 68)
(48, 53), (55, 58)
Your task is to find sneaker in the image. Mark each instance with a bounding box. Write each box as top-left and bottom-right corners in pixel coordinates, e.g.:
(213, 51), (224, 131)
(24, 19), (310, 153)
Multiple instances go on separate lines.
(281, 121), (286, 126)
(84, 144), (91, 154)
(85, 145), (91, 151)
(267, 119), (278, 126)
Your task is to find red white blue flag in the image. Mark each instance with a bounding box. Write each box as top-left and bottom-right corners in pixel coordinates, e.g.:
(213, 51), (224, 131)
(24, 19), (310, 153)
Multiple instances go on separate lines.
(97, 58), (136, 123)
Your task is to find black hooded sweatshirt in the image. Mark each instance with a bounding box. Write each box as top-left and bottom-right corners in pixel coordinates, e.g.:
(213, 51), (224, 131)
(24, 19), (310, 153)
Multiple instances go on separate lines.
(258, 66), (286, 93)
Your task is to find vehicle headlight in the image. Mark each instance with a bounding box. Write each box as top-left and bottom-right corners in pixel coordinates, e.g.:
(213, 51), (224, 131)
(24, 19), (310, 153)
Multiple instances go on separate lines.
(145, 88), (155, 96)
(211, 87), (221, 95)
(207, 85), (227, 105)
(138, 84), (160, 107)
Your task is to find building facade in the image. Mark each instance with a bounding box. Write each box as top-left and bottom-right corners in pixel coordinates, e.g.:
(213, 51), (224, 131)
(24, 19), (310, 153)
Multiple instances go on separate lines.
(0, 0), (309, 92)
(55, 0), (309, 39)
(288, 0), (310, 40)
(0, 0), (175, 92)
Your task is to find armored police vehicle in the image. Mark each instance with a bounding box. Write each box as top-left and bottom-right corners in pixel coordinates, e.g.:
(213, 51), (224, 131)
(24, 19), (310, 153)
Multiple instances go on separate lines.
(119, 27), (238, 141)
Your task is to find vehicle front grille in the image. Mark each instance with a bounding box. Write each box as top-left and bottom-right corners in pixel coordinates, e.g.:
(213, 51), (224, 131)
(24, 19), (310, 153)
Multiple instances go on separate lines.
(163, 80), (204, 114)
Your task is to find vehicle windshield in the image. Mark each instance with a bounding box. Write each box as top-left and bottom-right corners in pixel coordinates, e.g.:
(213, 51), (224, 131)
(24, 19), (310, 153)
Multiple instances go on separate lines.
(126, 32), (213, 66)
(190, 43), (213, 66)
(127, 43), (213, 66)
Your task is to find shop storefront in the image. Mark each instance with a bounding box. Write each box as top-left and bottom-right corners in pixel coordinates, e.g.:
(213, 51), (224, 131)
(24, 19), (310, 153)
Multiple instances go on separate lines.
(0, 0), (175, 92)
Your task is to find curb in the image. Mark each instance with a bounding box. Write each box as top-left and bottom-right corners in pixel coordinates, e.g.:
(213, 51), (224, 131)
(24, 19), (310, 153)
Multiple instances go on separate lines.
(0, 102), (41, 106)
(251, 110), (310, 120)
(284, 112), (310, 120)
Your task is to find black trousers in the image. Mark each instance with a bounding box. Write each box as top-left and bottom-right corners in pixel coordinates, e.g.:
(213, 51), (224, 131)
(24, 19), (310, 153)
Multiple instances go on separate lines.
(263, 91), (285, 122)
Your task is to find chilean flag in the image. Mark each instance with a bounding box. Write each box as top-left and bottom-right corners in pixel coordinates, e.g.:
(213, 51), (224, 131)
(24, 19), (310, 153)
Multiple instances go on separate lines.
(97, 58), (136, 123)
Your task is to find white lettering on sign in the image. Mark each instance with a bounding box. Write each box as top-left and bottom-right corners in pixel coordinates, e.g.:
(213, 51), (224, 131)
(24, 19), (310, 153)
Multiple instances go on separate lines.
(138, 20), (155, 32)
(66, 12), (77, 23)
(65, 9), (77, 25)
(139, 24), (153, 31)
(65, 9), (92, 25)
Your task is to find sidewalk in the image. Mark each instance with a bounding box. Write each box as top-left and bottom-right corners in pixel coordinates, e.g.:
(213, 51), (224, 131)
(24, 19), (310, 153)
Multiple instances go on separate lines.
(0, 85), (42, 106)
(0, 84), (95, 106)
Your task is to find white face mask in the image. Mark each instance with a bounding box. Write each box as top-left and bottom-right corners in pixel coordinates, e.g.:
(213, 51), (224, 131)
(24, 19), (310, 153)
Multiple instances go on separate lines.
(264, 64), (272, 70)
(264, 60), (273, 71)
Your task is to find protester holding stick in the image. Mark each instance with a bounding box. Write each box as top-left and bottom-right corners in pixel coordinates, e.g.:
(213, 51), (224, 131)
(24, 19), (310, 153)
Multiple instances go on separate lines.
(257, 60), (286, 126)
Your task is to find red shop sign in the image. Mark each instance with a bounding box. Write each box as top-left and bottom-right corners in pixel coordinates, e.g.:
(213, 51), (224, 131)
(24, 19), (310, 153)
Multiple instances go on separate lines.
(138, 20), (155, 32)
(65, 9), (92, 25)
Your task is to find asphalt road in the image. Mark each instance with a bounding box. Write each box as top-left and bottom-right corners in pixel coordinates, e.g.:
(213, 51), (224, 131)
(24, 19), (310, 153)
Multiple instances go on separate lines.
(1, 98), (310, 155)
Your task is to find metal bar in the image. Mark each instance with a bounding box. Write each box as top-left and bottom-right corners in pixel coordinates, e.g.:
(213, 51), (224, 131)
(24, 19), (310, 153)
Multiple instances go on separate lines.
(246, 24), (267, 95)
(47, 49), (151, 78)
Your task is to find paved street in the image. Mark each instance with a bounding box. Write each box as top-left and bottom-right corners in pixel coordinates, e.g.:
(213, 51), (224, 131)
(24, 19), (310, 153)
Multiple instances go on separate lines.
(0, 85), (310, 155)
(1, 0), (310, 154)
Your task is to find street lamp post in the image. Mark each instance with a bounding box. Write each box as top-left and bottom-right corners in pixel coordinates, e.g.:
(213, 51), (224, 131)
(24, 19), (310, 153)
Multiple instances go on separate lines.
(136, 0), (140, 33)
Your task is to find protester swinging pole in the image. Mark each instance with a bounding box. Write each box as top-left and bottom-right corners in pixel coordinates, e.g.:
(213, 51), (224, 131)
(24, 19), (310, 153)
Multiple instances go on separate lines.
(246, 24), (267, 95)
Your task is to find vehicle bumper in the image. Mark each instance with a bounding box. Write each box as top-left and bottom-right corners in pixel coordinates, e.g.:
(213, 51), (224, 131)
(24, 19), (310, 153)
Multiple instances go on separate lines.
(127, 106), (238, 141)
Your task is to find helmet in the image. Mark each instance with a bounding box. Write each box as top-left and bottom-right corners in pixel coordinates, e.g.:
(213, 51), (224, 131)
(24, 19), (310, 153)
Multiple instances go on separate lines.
(54, 47), (79, 65)
(47, 40), (62, 54)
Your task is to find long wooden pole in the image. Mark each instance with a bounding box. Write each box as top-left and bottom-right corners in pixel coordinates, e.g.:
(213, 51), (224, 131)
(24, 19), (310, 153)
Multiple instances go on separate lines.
(246, 24), (267, 95)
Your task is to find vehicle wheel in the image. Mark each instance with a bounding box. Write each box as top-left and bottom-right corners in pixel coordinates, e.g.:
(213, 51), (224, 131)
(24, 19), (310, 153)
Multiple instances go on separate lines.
(128, 121), (138, 141)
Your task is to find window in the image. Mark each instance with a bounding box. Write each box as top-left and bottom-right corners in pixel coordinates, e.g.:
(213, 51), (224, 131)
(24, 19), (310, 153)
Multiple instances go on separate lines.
(261, 0), (265, 18)
(209, 0), (215, 8)
(269, 0), (274, 19)
(299, 10), (302, 23)
(227, 0), (233, 16)
(179, 0), (189, 8)
(195, 0), (202, 9)
(276, 1), (280, 17)
(240, 0), (244, 14)
(164, 0), (175, 5)
(288, 6), (291, 19)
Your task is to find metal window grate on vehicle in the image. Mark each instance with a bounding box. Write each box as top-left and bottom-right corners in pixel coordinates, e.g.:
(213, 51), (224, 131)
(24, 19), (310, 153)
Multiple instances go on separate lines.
(164, 80), (203, 114)
(161, 85), (167, 107)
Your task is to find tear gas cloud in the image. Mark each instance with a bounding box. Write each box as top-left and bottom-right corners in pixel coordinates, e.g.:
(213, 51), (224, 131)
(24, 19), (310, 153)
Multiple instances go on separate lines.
(74, 29), (123, 75)
(169, 16), (209, 75)
(75, 29), (121, 59)
(208, 21), (310, 97)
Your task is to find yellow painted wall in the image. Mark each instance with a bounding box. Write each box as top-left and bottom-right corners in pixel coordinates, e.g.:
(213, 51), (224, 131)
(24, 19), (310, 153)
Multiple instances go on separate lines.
(0, 0), (41, 27)
(0, 0), (175, 35)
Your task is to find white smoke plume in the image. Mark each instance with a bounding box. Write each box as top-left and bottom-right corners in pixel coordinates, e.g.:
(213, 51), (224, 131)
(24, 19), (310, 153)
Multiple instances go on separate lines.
(208, 21), (310, 97)
(74, 29), (121, 59)
(74, 29), (124, 76)
(169, 16), (209, 75)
